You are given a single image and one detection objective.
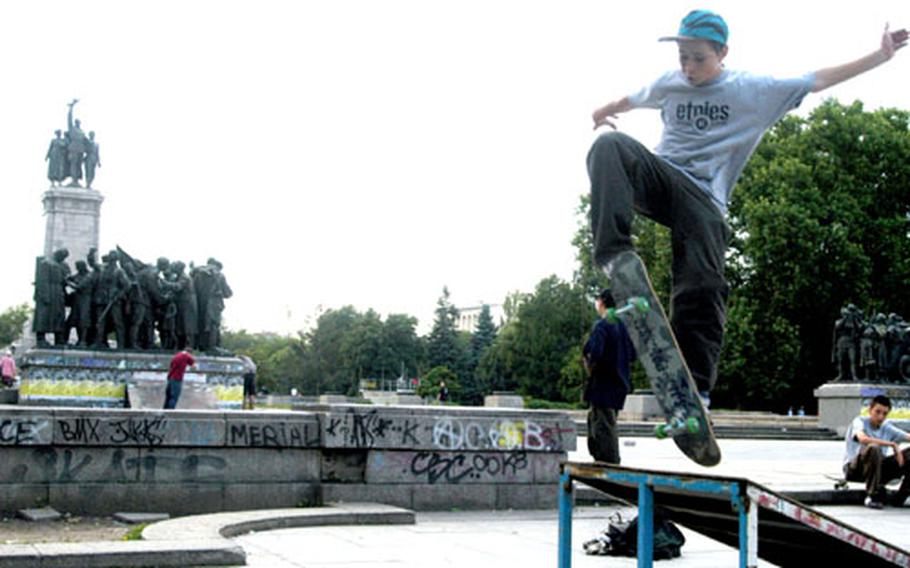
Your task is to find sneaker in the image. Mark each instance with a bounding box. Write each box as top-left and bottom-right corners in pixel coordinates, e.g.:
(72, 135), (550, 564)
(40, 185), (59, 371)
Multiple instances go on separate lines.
(864, 496), (884, 509)
(698, 391), (711, 411)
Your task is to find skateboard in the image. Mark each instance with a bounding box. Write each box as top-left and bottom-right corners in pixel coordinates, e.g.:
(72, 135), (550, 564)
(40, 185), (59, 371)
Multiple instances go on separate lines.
(605, 250), (721, 467)
(824, 474), (849, 491)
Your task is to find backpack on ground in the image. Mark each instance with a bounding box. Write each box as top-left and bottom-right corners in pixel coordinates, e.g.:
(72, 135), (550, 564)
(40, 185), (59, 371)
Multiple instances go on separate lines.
(583, 511), (685, 560)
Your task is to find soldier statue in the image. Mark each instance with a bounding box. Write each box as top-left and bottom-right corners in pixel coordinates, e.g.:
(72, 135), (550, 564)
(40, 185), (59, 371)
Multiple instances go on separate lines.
(92, 251), (130, 348)
(65, 99), (89, 187)
(45, 129), (68, 186)
(860, 313), (887, 382)
(170, 261), (198, 350)
(65, 260), (96, 347)
(832, 304), (864, 381)
(84, 131), (101, 188)
(193, 258), (232, 351)
(33, 248), (71, 346)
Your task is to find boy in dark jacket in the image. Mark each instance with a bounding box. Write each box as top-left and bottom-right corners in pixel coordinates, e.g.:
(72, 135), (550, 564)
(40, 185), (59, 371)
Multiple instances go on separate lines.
(583, 289), (636, 464)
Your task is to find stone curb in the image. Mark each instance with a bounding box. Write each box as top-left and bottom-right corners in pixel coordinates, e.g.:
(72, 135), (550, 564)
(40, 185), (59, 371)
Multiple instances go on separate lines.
(0, 502), (415, 568)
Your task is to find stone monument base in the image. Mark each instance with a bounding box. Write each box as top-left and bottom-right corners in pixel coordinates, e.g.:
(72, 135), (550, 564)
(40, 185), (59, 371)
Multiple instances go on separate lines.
(618, 392), (662, 421)
(19, 348), (245, 409)
(814, 382), (910, 436)
(484, 392), (524, 409)
(0, 388), (18, 405)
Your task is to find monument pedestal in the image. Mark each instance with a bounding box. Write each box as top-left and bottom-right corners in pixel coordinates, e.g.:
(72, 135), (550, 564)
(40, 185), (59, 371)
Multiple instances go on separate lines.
(484, 391), (524, 409)
(814, 382), (910, 436)
(42, 186), (104, 264)
(19, 348), (245, 409)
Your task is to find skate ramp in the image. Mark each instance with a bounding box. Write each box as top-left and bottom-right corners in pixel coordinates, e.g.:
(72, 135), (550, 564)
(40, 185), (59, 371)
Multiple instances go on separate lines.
(564, 462), (909, 567)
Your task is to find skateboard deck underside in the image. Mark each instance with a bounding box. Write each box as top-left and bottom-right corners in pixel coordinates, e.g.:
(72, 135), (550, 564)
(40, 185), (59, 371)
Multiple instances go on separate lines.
(606, 251), (721, 466)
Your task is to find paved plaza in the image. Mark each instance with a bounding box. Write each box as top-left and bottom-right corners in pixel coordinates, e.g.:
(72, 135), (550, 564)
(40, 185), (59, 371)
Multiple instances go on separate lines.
(231, 437), (910, 567)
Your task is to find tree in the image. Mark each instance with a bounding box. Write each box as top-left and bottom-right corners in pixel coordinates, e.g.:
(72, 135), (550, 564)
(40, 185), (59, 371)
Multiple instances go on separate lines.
(221, 330), (307, 395)
(0, 304), (30, 347)
(306, 306), (361, 394)
(460, 304), (498, 405)
(717, 100), (910, 409)
(379, 313), (424, 382)
(479, 276), (593, 402)
(416, 366), (460, 402)
(426, 287), (469, 380)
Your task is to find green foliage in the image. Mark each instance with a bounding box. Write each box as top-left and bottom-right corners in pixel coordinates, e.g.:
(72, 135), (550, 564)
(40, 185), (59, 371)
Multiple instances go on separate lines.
(479, 276), (594, 402)
(223, 307), (424, 397)
(416, 366), (460, 402)
(221, 330), (305, 395)
(558, 344), (586, 404)
(0, 303), (30, 347)
(121, 523), (147, 541)
(426, 288), (464, 369)
(523, 397), (583, 410)
(720, 100), (910, 410)
(461, 304), (498, 405)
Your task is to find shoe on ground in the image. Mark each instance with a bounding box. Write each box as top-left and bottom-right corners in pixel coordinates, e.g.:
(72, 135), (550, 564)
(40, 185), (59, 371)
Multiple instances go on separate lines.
(864, 496), (884, 509)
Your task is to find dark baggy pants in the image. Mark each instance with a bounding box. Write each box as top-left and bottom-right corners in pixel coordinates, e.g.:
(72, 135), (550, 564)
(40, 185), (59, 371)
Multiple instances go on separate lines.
(163, 379), (183, 410)
(587, 406), (620, 464)
(587, 131), (730, 392)
(845, 445), (910, 501)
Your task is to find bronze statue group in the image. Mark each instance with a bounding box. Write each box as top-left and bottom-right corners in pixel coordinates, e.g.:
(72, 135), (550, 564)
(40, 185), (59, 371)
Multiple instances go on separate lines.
(833, 304), (910, 383)
(33, 246), (232, 353)
(45, 99), (100, 189)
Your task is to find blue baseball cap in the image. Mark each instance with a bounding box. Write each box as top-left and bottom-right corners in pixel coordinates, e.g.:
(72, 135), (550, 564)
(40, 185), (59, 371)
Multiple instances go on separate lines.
(659, 10), (728, 46)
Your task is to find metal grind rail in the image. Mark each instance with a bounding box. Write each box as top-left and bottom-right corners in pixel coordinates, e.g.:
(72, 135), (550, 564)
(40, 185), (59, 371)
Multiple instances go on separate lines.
(557, 462), (909, 568)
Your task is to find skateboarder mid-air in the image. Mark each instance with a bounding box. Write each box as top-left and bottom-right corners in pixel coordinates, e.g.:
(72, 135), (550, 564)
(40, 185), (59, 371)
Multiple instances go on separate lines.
(588, 9), (908, 407)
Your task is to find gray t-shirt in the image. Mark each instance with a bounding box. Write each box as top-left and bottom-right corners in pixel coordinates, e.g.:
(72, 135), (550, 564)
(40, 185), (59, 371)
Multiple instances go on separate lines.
(843, 416), (908, 469)
(628, 69), (815, 215)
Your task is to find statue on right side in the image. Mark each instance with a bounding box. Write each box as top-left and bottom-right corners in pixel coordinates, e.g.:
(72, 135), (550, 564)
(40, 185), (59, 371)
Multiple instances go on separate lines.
(860, 313), (887, 382)
(832, 304), (863, 381)
(84, 131), (101, 188)
(193, 258), (232, 352)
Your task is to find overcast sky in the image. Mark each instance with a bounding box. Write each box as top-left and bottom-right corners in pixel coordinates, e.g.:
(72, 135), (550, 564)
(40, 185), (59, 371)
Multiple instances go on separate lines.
(2, 0), (908, 335)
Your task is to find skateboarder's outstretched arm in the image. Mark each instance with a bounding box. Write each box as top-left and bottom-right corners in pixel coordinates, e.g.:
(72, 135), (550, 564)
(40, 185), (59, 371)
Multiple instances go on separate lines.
(592, 97), (633, 130)
(812, 24), (908, 92)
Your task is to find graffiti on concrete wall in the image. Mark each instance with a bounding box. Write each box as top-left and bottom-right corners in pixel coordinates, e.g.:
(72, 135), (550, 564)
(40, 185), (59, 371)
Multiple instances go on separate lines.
(5, 447), (227, 484)
(409, 451), (529, 484)
(228, 421), (320, 448)
(0, 418), (52, 445)
(324, 409), (574, 451)
(431, 417), (568, 452)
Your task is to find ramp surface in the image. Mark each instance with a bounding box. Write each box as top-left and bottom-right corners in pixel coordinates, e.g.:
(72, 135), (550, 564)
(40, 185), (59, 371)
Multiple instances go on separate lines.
(564, 462), (909, 567)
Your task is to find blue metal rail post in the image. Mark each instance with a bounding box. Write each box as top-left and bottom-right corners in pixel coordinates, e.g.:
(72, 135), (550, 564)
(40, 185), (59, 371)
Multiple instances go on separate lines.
(558, 465), (758, 568)
(557, 468), (573, 568)
(637, 481), (654, 568)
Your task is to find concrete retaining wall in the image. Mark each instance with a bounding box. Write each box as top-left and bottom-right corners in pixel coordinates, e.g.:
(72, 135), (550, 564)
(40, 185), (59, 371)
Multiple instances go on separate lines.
(0, 404), (574, 515)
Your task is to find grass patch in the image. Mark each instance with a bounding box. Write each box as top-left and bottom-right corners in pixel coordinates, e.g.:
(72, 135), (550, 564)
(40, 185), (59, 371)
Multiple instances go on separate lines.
(121, 523), (148, 541)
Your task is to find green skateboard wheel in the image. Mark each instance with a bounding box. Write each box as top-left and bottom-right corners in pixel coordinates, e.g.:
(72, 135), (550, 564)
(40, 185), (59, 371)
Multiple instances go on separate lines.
(655, 417), (699, 439)
(630, 297), (650, 313)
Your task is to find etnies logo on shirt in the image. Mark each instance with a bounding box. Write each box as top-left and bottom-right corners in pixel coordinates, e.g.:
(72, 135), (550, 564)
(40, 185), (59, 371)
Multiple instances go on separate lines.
(675, 100), (730, 131)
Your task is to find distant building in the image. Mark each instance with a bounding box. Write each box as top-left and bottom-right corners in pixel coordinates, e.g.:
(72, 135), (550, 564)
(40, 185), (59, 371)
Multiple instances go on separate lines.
(455, 303), (505, 333)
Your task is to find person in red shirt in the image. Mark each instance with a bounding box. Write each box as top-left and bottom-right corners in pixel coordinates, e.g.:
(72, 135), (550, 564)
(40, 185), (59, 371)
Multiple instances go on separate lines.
(163, 349), (196, 409)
